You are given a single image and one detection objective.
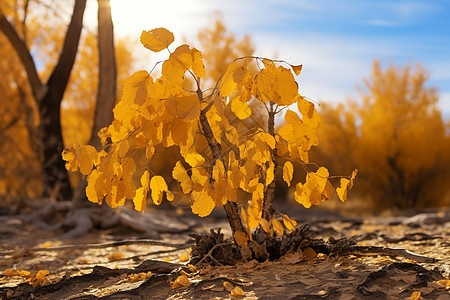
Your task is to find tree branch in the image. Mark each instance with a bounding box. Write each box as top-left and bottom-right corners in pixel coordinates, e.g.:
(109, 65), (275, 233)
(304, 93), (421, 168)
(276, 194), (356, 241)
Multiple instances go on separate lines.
(0, 15), (45, 101)
(43, 0), (87, 107)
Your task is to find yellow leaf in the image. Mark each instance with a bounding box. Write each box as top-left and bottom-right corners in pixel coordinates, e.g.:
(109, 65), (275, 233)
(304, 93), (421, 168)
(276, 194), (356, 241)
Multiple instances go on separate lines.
(297, 96), (320, 128)
(230, 286), (245, 297)
(162, 55), (187, 84)
(171, 44), (192, 68)
(1, 269), (30, 277)
(256, 132), (276, 149)
(172, 161), (193, 194)
(191, 189), (215, 217)
(435, 279), (450, 288)
(62, 148), (77, 172)
(183, 151), (205, 167)
(266, 163), (275, 186)
(150, 176), (168, 205)
(118, 140), (129, 158)
(336, 178), (350, 202)
(191, 48), (205, 78)
(410, 291), (423, 300)
(283, 161), (294, 187)
(314, 167), (330, 192)
(253, 62), (298, 106)
(220, 62), (240, 96)
(191, 168), (209, 186)
(128, 272), (152, 282)
(291, 64), (303, 76)
(234, 231), (249, 247)
(133, 187), (147, 212)
(26, 270), (49, 287)
(272, 219), (284, 236)
(79, 145), (97, 175)
(140, 170), (150, 189)
(294, 182), (310, 208)
(212, 159), (226, 182)
(349, 169), (358, 189)
(282, 214), (297, 231)
(260, 218), (272, 235)
(176, 94), (200, 121)
(179, 253), (190, 262)
(223, 281), (234, 292)
(172, 275), (191, 289)
(86, 169), (100, 203)
(140, 28), (174, 52)
(146, 146), (155, 160)
(230, 96), (251, 119)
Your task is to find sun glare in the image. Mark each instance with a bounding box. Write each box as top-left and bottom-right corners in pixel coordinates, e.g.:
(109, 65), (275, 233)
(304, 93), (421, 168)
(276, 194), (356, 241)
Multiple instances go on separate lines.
(108, 0), (209, 39)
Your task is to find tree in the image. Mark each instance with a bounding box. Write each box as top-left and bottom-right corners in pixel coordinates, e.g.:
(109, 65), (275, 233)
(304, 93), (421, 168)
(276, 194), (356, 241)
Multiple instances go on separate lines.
(63, 28), (355, 259)
(313, 60), (450, 210)
(0, 30), (42, 199)
(0, 0), (87, 200)
(197, 13), (254, 83)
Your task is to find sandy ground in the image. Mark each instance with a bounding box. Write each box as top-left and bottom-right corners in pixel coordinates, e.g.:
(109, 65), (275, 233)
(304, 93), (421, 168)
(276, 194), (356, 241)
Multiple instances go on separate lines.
(0, 204), (449, 299)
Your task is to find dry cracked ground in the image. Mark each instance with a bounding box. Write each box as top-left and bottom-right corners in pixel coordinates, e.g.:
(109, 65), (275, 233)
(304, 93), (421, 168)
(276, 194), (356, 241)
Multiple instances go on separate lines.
(0, 200), (449, 300)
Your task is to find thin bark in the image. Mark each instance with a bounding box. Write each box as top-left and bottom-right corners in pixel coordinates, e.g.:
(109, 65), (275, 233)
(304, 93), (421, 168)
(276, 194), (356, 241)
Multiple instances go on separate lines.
(198, 91), (246, 236)
(261, 102), (277, 221)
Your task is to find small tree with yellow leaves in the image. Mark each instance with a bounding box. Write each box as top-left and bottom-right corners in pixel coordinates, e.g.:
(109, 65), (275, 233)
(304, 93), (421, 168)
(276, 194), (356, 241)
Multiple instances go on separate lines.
(62, 28), (356, 258)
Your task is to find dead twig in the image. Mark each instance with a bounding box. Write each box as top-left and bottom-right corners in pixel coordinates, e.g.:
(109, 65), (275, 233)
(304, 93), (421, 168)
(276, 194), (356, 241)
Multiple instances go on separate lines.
(343, 246), (437, 263)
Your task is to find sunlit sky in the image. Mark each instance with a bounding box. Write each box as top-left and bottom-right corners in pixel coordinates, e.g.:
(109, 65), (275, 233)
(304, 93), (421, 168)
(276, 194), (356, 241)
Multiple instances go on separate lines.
(84, 0), (450, 117)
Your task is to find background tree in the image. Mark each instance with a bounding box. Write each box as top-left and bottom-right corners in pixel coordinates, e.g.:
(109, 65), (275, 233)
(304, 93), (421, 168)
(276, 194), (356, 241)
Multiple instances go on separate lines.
(197, 13), (254, 83)
(313, 60), (450, 210)
(0, 0), (134, 203)
(0, 0), (87, 200)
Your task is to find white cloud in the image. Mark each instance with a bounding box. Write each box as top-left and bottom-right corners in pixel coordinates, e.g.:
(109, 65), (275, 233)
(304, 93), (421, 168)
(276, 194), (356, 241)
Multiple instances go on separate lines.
(83, 0), (450, 117)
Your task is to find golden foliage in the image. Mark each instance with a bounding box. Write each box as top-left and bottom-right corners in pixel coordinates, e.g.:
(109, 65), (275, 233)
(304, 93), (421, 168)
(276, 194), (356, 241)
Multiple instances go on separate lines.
(313, 60), (450, 209)
(63, 27), (355, 236)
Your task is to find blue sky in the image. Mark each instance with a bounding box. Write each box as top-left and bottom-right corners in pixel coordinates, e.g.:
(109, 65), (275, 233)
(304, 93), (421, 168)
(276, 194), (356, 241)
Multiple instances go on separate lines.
(85, 0), (450, 117)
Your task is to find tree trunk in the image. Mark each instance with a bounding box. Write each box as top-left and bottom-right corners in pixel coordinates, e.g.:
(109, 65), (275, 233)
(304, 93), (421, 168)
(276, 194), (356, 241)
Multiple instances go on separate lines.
(91, 0), (116, 149)
(197, 91), (246, 237)
(261, 102), (277, 221)
(39, 0), (87, 200)
(73, 0), (117, 206)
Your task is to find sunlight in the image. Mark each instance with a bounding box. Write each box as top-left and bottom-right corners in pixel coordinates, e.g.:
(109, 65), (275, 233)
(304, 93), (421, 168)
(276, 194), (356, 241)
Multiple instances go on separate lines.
(109, 0), (210, 39)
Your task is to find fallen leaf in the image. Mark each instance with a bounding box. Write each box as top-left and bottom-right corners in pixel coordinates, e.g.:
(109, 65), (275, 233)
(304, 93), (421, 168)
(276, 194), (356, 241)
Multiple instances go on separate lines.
(172, 275), (191, 289)
(230, 286), (245, 296)
(223, 281), (234, 292)
(303, 247), (316, 259)
(179, 253), (190, 262)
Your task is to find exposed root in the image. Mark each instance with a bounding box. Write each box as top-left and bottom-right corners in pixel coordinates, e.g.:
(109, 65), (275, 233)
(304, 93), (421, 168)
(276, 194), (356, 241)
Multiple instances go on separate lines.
(189, 225), (437, 266)
(0, 199), (196, 240)
(189, 229), (240, 265)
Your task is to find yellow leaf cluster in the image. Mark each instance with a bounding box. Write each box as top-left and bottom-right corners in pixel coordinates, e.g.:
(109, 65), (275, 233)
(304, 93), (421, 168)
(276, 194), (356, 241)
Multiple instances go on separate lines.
(219, 59), (302, 121)
(1, 269), (49, 287)
(62, 26), (355, 234)
(294, 167), (334, 208)
(62, 144), (98, 175)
